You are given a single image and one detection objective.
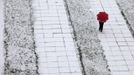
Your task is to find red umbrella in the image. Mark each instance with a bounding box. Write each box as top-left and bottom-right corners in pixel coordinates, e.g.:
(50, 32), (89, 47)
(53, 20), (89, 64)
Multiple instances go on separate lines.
(97, 11), (109, 22)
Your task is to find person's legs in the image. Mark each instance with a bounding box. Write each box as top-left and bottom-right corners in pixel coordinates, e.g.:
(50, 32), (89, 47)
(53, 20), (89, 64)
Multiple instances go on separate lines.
(99, 22), (101, 31)
(99, 22), (104, 32)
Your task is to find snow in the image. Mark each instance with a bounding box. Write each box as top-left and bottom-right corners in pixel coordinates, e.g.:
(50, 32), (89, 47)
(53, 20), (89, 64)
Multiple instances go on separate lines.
(90, 0), (134, 75)
(33, 0), (83, 75)
(65, 0), (111, 75)
(2, 0), (134, 75)
(0, 0), (4, 75)
(4, 0), (38, 75)
(116, 0), (134, 35)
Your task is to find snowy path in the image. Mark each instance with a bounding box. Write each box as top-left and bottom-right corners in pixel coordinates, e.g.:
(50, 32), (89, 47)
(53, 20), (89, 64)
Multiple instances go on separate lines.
(33, 0), (82, 75)
(90, 0), (134, 75)
(0, 0), (4, 74)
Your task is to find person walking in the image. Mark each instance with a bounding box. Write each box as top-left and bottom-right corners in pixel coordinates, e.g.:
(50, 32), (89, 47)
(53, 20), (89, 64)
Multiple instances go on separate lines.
(97, 11), (109, 32)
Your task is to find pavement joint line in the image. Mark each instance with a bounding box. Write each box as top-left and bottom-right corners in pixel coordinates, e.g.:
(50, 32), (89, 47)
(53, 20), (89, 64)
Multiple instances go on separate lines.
(33, 0), (83, 75)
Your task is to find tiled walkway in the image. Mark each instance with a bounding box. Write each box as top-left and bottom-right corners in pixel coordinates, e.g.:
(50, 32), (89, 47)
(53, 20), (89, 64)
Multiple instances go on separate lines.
(32, 0), (82, 75)
(0, 0), (4, 74)
(90, 0), (134, 75)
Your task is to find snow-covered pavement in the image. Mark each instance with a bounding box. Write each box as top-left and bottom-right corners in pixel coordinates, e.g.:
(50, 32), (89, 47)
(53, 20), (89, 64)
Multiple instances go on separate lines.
(90, 0), (134, 75)
(0, 0), (4, 74)
(33, 0), (82, 75)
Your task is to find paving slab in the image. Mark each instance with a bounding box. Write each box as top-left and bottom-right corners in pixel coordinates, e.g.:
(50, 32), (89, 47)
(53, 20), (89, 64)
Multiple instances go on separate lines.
(33, 0), (82, 75)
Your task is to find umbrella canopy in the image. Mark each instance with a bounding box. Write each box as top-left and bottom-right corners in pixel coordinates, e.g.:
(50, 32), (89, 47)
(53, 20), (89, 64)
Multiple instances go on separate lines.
(97, 11), (109, 22)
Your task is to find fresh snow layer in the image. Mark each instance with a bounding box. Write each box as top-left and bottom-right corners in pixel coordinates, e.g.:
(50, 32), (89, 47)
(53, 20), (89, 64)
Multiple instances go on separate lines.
(65, 0), (111, 75)
(116, 0), (134, 36)
(33, 0), (83, 75)
(4, 0), (38, 75)
(0, 0), (4, 75)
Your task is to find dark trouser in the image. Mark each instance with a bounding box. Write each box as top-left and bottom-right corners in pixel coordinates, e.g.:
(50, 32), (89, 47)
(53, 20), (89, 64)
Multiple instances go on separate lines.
(99, 22), (104, 32)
